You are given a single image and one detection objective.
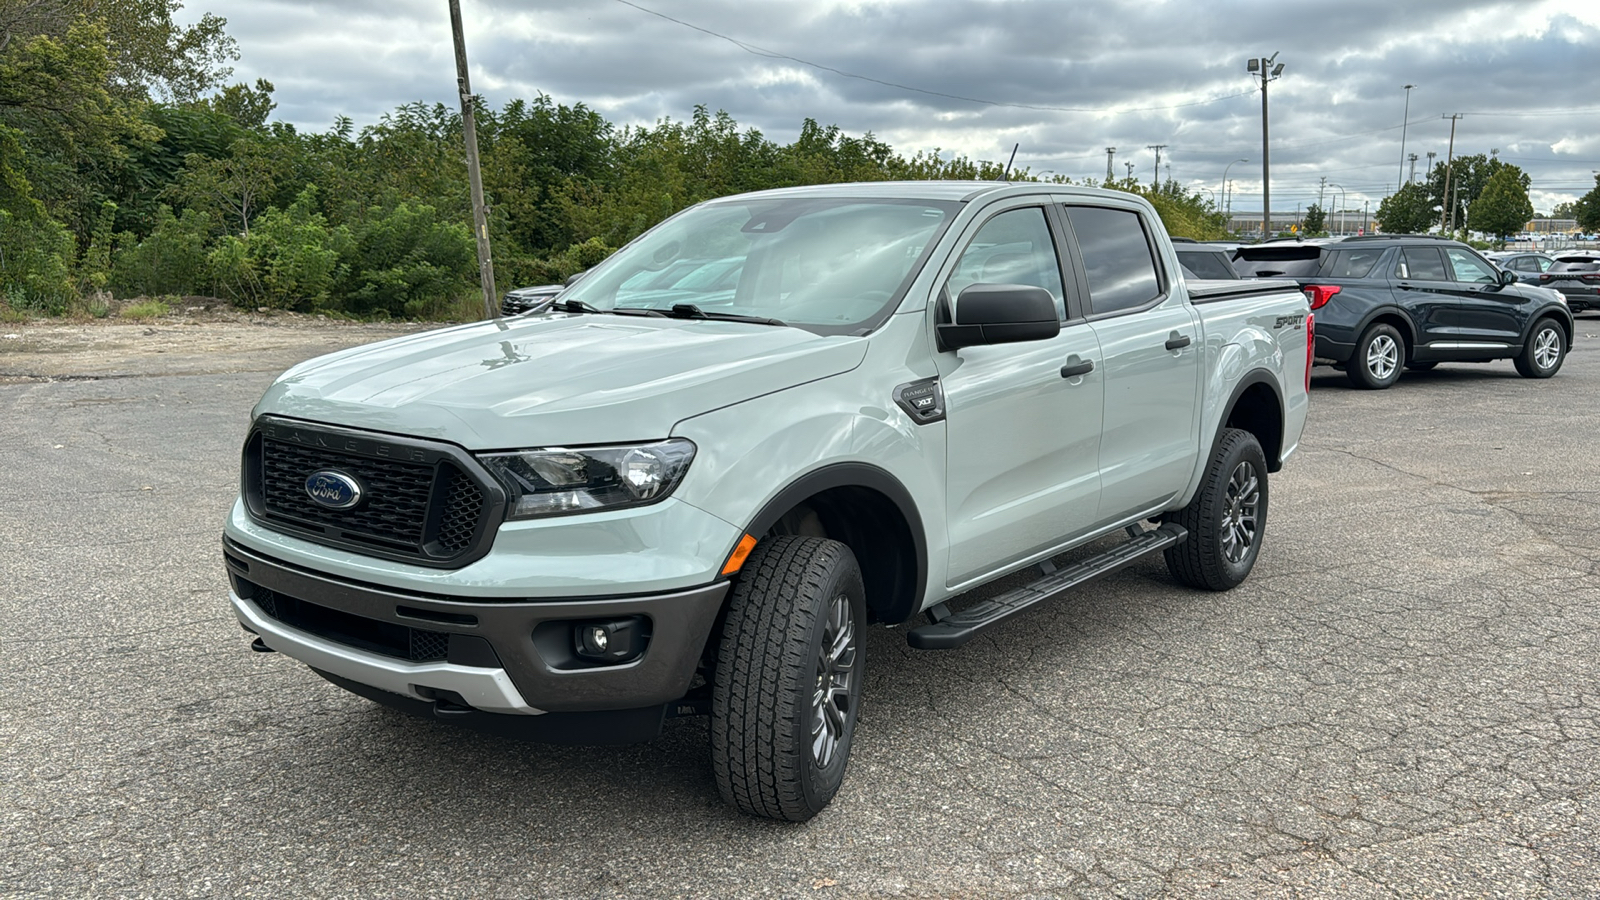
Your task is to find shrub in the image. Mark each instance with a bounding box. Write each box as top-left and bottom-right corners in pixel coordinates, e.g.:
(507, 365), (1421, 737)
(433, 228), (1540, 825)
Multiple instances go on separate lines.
(0, 210), (76, 313)
(121, 299), (171, 320)
(333, 201), (475, 318)
(111, 205), (211, 297)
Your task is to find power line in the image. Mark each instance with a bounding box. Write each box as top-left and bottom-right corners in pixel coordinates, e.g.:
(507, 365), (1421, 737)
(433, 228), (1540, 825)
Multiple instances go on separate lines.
(612, 0), (1258, 115)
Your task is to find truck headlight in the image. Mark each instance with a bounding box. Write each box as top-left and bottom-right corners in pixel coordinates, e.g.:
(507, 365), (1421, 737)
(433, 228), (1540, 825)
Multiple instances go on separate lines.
(478, 439), (696, 519)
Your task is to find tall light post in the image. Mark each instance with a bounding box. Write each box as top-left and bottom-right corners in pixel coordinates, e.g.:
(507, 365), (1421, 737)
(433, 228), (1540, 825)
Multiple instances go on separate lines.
(1397, 83), (1415, 193)
(1222, 156), (1248, 219)
(1329, 182), (1346, 235)
(449, 0), (498, 319)
(1221, 157), (1248, 222)
(1248, 53), (1285, 237)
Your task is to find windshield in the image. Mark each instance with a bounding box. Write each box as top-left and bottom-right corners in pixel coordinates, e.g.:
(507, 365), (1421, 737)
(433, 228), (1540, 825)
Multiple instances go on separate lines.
(561, 197), (960, 335)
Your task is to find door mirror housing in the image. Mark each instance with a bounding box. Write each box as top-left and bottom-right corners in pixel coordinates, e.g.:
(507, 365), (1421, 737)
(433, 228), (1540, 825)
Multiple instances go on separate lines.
(937, 284), (1061, 351)
(1497, 268), (1518, 287)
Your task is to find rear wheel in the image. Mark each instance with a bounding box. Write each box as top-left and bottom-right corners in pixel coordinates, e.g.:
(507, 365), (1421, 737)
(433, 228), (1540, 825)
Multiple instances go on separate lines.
(1347, 322), (1404, 389)
(711, 535), (865, 821)
(1514, 319), (1565, 378)
(1164, 428), (1268, 591)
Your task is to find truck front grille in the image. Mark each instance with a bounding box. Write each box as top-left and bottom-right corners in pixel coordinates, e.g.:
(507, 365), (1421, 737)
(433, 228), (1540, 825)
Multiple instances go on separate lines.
(242, 418), (503, 568)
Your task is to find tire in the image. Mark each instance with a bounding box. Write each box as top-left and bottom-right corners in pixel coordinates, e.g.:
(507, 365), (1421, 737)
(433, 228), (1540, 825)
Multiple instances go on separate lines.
(1347, 322), (1405, 389)
(1514, 318), (1566, 379)
(1405, 361), (1438, 371)
(1164, 428), (1268, 591)
(711, 535), (866, 821)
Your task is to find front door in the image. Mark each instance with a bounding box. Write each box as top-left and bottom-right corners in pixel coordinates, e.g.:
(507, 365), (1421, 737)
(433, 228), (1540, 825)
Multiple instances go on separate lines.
(1444, 246), (1526, 346)
(936, 204), (1104, 587)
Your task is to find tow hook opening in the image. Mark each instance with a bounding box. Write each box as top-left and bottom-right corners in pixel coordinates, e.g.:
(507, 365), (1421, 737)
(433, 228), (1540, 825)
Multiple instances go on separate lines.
(413, 685), (475, 714)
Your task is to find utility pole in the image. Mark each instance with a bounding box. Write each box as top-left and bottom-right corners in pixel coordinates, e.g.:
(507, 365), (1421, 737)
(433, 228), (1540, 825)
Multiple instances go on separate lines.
(1146, 144), (1166, 188)
(1125, 161), (1135, 180)
(1439, 114), (1461, 234)
(1408, 153), (1418, 184)
(1248, 52), (1285, 238)
(449, 0), (498, 319)
(1318, 176), (1327, 211)
(1105, 147), (1116, 183)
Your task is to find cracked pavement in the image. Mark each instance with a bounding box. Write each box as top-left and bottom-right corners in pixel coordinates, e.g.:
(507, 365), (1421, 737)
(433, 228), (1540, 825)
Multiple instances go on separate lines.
(3, 319), (1599, 898)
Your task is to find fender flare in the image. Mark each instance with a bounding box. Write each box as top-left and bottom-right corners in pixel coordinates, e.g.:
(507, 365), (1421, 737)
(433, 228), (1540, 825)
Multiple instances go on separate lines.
(1354, 305), (1418, 347)
(739, 462), (928, 624)
(1213, 368), (1286, 471)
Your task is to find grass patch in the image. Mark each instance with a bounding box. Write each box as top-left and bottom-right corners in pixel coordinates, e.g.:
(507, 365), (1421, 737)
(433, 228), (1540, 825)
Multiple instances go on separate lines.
(121, 300), (170, 321)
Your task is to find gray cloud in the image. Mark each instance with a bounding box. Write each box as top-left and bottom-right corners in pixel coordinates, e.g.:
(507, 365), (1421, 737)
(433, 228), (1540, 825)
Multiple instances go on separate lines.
(179, 0), (1600, 212)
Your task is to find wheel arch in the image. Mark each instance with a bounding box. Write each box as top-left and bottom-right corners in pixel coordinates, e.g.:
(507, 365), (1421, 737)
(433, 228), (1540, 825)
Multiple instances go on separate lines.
(1524, 306), (1574, 347)
(1215, 370), (1286, 473)
(1356, 307), (1418, 357)
(738, 463), (927, 626)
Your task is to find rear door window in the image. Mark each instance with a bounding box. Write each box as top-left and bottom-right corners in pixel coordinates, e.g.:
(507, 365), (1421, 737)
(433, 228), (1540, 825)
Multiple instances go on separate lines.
(1063, 206), (1163, 315)
(1396, 247), (1448, 280)
(1319, 248), (1383, 279)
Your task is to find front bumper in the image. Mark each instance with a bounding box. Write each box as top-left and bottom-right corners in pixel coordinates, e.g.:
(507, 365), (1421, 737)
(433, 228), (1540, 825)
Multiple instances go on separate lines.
(225, 537), (727, 726)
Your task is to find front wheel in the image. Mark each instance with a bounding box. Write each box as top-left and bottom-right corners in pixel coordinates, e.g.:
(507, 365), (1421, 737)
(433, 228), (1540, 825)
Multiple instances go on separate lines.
(1164, 428), (1268, 591)
(1347, 322), (1405, 389)
(711, 535), (865, 821)
(1514, 319), (1565, 378)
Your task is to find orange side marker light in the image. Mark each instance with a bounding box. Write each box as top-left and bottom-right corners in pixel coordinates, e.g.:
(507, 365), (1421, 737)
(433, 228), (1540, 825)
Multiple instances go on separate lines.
(721, 534), (758, 576)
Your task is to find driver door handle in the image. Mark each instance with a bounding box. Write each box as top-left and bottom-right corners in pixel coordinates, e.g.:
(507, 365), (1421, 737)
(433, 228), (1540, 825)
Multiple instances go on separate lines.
(1059, 357), (1094, 378)
(1164, 333), (1192, 351)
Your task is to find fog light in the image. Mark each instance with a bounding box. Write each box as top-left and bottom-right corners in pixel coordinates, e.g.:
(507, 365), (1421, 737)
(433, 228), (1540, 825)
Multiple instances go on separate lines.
(573, 617), (649, 664)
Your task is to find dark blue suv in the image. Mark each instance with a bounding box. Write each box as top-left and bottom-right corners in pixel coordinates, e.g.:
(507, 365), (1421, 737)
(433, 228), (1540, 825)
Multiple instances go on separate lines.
(1234, 236), (1574, 389)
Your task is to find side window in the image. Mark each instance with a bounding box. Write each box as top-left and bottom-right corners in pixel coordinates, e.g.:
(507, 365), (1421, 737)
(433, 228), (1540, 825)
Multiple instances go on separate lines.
(1322, 249), (1381, 279)
(945, 207), (1066, 320)
(1063, 206), (1163, 315)
(1395, 247), (1447, 280)
(1446, 248), (1498, 284)
(1536, 257), (1553, 273)
(1511, 257), (1536, 273)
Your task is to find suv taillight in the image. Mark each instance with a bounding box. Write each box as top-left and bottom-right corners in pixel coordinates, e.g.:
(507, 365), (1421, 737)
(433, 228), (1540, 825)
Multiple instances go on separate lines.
(1305, 314), (1314, 393)
(1302, 284), (1340, 310)
(1539, 273), (1552, 282)
(1582, 274), (1600, 283)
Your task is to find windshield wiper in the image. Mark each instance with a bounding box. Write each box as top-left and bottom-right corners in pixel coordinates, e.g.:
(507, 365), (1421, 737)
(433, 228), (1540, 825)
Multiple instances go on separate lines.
(662, 303), (787, 327)
(556, 298), (608, 314)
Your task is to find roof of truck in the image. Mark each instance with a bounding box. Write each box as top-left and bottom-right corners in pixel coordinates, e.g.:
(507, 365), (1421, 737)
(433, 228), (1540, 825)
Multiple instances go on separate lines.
(702, 180), (1139, 205)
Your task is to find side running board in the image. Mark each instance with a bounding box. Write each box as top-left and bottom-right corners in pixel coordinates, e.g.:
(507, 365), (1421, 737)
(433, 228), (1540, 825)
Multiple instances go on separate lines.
(906, 522), (1187, 650)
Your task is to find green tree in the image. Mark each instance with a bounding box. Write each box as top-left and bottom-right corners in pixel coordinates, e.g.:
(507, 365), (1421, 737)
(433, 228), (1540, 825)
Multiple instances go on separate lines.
(1425, 153), (1528, 234)
(1575, 175), (1600, 232)
(1550, 200), (1578, 220)
(1472, 166), (1534, 245)
(169, 136), (286, 236)
(1374, 183), (1434, 235)
(1302, 204), (1327, 235)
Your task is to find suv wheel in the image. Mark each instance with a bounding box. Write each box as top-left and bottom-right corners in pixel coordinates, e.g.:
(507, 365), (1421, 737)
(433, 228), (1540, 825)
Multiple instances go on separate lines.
(1164, 428), (1268, 591)
(711, 535), (865, 821)
(1348, 322), (1404, 390)
(1514, 319), (1565, 379)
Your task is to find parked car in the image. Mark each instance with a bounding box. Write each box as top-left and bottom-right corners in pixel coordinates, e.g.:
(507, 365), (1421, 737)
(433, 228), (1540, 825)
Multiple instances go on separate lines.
(1537, 252), (1600, 313)
(224, 181), (1311, 820)
(500, 284), (564, 316)
(1172, 238), (1240, 279)
(1485, 250), (1555, 284)
(1233, 235), (1574, 388)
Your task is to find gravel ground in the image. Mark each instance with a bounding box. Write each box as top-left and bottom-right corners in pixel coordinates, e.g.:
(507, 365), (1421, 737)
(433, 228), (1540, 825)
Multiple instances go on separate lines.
(2, 315), (1599, 898)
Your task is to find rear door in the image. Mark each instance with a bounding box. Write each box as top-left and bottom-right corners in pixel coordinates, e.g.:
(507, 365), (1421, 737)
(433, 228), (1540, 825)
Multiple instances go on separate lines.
(1389, 246), (1457, 347)
(1059, 203), (1200, 525)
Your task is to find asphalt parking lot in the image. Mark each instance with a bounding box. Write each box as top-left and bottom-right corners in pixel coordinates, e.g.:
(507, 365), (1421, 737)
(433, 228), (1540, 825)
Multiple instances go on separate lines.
(4, 318), (1600, 898)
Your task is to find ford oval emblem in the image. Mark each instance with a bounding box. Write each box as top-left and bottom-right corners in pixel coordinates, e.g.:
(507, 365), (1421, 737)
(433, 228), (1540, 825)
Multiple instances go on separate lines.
(305, 470), (363, 510)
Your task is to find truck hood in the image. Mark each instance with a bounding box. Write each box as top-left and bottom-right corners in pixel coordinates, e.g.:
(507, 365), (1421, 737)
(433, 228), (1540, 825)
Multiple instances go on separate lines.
(255, 314), (867, 448)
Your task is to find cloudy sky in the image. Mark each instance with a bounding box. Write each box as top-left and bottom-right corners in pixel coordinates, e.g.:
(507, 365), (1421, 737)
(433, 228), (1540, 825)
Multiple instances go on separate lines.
(179, 0), (1600, 217)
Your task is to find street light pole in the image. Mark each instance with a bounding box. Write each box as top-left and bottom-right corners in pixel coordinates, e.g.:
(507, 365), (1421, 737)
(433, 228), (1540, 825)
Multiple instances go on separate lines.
(1397, 83), (1415, 193)
(1329, 183), (1346, 235)
(1222, 157), (1247, 224)
(1248, 53), (1284, 237)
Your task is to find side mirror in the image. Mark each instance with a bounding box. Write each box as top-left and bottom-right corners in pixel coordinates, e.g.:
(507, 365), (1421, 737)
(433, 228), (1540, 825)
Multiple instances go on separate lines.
(565, 270), (588, 287)
(937, 284), (1060, 351)
(1497, 268), (1518, 286)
